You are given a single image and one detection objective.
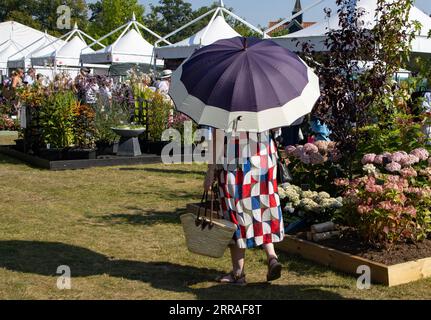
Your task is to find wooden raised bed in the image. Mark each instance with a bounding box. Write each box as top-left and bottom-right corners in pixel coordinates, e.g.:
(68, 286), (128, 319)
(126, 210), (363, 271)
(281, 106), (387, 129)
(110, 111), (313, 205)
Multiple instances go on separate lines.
(277, 235), (431, 287)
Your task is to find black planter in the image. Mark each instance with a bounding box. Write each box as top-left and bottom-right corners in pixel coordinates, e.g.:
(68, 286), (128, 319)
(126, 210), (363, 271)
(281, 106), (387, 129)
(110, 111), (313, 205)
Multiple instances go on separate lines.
(95, 141), (118, 156)
(65, 148), (97, 160)
(146, 141), (170, 156)
(38, 148), (65, 161)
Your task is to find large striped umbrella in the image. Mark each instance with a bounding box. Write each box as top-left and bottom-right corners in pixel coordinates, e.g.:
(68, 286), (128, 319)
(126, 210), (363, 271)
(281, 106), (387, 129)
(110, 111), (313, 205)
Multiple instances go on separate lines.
(169, 36), (320, 132)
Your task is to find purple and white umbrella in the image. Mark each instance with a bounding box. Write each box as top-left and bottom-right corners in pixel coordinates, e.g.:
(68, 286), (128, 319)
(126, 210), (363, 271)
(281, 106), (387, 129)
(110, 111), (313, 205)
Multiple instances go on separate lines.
(169, 37), (320, 132)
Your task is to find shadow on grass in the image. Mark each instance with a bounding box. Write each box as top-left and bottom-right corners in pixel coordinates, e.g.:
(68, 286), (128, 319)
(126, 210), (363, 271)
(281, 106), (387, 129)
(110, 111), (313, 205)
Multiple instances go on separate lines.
(99, 207), (185, 225)
(118, 167), (206, 176)
(0, 240), (349, 300)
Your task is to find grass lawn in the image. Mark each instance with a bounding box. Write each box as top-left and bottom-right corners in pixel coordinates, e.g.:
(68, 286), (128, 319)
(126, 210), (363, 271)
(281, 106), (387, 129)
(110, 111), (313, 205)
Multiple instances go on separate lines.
(0, 153), (430, 300)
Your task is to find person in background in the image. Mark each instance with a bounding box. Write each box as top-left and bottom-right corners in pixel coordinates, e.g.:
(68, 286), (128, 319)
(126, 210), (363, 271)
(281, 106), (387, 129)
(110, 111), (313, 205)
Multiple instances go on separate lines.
(310, 116), (331, 142)
(155, 69), (172, 94)
(99, 77), (114, 108)
(23, 68), (36, 86)
(11, 69), (24, 89)
(421, 91), (431, 145)
(278, 116), (305, 148)
(36, 74), (48, 87)
(74, 67), (91, 103)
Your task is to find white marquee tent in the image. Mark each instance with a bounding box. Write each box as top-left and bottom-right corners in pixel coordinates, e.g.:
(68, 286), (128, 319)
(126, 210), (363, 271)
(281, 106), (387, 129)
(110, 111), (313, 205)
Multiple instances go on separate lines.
(80, 13), (169, 66)
(31, 23), (99, 70)
(271, 0), (431, 55)
(155, 0), (264, 60)
(7, 31), (63, 70)
(0, 21), (53, 75)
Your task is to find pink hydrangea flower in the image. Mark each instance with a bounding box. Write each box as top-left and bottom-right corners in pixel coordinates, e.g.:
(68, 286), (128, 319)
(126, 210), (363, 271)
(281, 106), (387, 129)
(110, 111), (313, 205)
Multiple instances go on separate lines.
(300, 152), (311, 164)
(314, 141), (329, 153)
(373, 155), (384, 165)
(391, 151), (408, 163)
(285, 145), (296, 156)
(400, 167), (417, 178)
(382, 152), (392, 162)
(385, 161), (402, 172)
(292, 145), (303, 158)
(303, 143), (319, 154)
(361, 153), (376, 165)
(410, 148), (429, 161)
(334, 178), (349, 187)
(310, 152), (325, 165)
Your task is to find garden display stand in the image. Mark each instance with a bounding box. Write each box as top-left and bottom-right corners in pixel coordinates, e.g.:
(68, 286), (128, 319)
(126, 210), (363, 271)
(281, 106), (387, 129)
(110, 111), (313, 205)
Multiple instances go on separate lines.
(111, 128), (146, 157)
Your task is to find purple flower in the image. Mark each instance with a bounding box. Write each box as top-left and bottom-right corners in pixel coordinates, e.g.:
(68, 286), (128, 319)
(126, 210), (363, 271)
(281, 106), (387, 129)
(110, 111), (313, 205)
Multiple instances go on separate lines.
(361, 153), (376, 165)
(400, 154), (420, 167)
(410, 148), (429, 161)
(385, 161), (402, 172)
(391, 151), (408, 163)
(285, 145), (296, 156)
(303, 143), (319, 154)
(374, 155), (384, 165)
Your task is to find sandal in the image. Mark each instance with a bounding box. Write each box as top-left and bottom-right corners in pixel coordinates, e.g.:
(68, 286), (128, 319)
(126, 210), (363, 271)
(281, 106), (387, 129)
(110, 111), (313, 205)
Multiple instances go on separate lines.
(267, 257), (282, 282)
(215, 271), (247, 286)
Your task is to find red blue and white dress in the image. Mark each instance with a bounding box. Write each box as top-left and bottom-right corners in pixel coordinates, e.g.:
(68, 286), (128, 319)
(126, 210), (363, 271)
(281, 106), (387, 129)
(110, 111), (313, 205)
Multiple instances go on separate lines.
(217, 131), (285, 249)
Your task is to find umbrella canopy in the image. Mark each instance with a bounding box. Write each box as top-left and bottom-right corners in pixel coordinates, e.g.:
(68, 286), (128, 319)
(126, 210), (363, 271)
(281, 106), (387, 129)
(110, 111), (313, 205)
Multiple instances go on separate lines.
(169, 37), (320, 132)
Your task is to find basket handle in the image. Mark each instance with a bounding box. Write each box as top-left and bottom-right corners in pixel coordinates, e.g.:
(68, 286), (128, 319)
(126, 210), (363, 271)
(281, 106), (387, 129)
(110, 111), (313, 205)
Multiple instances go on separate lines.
(195, 187), (216, 230)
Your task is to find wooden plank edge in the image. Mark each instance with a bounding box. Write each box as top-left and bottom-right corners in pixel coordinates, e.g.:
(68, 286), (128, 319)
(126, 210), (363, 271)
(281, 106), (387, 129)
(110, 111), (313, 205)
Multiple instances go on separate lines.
(277, 235), (390, 285)
(387, 257), (431, 287)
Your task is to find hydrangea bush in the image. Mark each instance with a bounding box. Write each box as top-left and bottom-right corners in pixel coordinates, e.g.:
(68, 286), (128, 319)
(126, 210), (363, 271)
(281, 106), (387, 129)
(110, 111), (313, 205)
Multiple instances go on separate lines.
(338, 149), (431, 246)
(278, 183), (343, 224)
(284, 141), (343, 194)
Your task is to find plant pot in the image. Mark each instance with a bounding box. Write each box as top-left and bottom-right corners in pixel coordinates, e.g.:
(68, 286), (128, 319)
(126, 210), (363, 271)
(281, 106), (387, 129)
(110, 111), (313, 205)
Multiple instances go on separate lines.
(111, 127), (146, 157)
(65, 148), (97, 160)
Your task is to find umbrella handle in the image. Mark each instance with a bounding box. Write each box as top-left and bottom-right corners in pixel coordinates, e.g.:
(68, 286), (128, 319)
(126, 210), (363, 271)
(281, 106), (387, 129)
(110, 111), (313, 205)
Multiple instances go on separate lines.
(233, 116), (242, 132)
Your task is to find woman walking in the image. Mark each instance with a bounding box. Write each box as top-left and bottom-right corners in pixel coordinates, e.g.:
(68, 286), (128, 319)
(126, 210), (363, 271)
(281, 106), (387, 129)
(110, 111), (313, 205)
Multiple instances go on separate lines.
(204, 129), (284, 284)
(169, 37), (320, 285)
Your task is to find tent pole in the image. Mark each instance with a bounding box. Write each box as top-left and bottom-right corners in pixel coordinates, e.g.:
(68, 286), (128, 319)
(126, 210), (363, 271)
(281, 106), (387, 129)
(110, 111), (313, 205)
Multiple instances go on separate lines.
(82, 21), (131, 51)
(111, 21), (133, 52)
(221, 8), (265, 37)
(135, 22), (172, 45)
(154, 8), (218, 46)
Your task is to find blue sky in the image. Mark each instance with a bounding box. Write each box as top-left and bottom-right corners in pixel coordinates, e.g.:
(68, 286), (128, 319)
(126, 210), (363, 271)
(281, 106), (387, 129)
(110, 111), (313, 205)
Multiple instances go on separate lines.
(138, 0), (431, 28)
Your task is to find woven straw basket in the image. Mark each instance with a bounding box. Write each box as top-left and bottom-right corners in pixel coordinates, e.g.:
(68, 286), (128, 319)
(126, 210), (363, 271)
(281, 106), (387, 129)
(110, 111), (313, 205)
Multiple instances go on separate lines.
(181, 191), (237, 258)
(180, 213), (237, 258)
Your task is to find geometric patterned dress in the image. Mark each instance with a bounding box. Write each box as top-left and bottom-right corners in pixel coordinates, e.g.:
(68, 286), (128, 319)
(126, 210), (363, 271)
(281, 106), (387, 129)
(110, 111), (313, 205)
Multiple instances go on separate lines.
(217, 131), (285, 249)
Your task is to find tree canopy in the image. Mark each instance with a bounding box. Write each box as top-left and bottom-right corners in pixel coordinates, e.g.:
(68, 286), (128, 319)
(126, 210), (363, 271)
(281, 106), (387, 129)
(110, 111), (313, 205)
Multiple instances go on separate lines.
(0, 0), (263, 43)
(0, 0), (88, 37)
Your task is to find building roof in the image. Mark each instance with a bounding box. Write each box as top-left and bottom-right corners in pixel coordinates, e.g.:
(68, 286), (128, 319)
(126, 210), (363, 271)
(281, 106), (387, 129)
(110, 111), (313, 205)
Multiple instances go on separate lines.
(266, 21), (316, 36)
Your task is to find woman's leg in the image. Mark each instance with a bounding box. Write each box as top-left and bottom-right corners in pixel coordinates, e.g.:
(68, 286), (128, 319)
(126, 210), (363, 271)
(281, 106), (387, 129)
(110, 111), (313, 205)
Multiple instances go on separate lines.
(263, 243), (282, 281)
(230, 245), (246, 276)
(263, 243), (278, 262)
